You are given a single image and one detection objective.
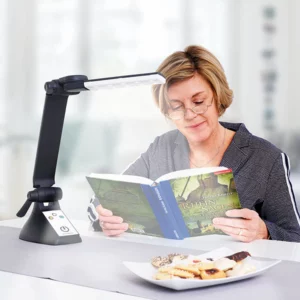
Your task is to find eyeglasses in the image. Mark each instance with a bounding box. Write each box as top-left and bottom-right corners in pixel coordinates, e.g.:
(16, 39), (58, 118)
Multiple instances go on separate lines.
(167, 97), (214, 120)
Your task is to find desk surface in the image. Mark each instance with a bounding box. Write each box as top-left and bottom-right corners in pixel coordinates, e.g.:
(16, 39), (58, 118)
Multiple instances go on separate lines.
(1, 217), (300, 300)
(0, 219), (143, 300)
(2, 217), (299, 262)
(0, 270), (141, 300)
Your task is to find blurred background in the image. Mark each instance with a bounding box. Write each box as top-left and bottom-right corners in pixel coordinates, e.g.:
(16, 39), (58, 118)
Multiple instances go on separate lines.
(0, 0), (299, 221)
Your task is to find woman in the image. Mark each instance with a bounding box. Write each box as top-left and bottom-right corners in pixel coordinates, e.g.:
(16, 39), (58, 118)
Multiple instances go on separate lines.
(88, 45), (300, 242)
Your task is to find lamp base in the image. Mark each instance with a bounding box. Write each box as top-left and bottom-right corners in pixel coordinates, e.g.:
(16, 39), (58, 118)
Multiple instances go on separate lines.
(19, 202), (82, 245)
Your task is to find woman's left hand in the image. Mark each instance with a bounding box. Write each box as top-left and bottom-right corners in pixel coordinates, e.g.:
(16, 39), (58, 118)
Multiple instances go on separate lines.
(212, 208), (269, 242)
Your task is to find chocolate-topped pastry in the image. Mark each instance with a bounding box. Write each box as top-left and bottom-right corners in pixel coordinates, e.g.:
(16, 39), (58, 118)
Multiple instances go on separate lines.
(225, 251), (251, 262)
(152, 253), (188, 268)
(151, 256), (170, 268)
(214, 257), (236, 271)
(168, 253), (187, 263)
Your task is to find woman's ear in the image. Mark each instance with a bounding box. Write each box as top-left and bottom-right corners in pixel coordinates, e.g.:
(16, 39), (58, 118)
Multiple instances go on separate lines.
(218, 104), (225, 116)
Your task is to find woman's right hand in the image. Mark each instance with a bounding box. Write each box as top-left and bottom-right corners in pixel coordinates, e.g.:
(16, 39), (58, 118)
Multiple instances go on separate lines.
(96, 204), (129, 236)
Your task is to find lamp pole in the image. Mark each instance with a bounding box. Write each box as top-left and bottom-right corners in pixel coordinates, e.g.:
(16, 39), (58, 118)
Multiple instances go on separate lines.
(17, 75), (88, 245)
(16, 72), (165, 245)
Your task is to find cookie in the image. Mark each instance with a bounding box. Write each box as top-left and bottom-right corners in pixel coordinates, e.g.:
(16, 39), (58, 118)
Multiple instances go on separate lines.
(168, 269), (195, 278)
(154, 272), (176, 280)
(169, 254), (188, 263)
(174, 264), (200, 275)
(200, 268), (226, 280)
(151, 256), (170, 268)
(214, 257), (236, 271)
(196, 261), (215, 271)
(158, 265), (174, 273)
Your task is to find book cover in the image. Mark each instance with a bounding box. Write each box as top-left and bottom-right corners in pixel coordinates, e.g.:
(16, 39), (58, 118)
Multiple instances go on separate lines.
(86, 167), (241, 239)
(86, 176), (165, 237)
(164, 168), (241, 237)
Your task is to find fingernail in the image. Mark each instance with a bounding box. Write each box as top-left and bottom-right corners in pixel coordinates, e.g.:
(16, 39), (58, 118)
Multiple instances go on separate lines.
(123, 223), (129, 230)
(213, 218), (219, 224)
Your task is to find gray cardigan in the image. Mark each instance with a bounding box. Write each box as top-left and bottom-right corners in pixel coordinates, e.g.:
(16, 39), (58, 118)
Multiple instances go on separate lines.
(88, 122), (300, 242)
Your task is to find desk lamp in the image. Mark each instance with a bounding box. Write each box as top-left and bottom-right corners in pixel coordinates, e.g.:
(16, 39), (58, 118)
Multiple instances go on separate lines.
(16, 72), (166, 245)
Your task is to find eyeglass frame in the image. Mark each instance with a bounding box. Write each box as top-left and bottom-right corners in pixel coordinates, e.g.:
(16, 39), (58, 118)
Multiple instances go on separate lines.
(166, 96), (214, 120)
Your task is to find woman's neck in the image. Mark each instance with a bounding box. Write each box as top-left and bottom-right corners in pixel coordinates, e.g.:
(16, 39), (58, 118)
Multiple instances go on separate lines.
(188, 125), (233, 168)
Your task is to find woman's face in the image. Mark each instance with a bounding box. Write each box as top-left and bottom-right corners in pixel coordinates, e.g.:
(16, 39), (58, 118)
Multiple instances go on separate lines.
(167, 73), (220, 145)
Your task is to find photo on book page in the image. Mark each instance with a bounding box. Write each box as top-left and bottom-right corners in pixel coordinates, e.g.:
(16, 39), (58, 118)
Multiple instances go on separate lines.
(123, 247), (281, 290)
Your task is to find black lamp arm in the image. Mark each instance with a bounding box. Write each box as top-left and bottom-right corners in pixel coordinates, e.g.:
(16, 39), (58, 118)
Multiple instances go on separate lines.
(32, 93), (69, 188)
(33, 75), (88, 188)
(17, 75), (88, 218)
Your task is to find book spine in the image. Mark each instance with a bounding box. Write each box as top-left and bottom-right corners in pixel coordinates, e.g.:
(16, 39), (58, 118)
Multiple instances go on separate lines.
(152, 185), (183, 239)
(159, 181), (190, 238)
(141, 184), (181, 239)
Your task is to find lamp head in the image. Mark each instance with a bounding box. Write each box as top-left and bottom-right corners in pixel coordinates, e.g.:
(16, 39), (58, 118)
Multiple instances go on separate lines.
(44, 72), (165, 95)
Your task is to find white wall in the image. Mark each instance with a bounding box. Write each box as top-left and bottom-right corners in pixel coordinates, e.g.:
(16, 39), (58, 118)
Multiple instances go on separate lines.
(0, 0), (299, 221)
(287, 0), (300, 131)
(0, 0), (233, 220)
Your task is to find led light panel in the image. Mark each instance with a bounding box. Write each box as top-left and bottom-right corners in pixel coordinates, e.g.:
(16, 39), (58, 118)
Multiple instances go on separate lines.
(84, 72), (165, 90)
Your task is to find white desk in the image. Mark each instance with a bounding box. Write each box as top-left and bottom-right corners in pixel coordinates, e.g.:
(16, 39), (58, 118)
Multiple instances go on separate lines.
(1, 218), (300, 300)
(3, 218), (300, 262)
(0, 219), (143, 300)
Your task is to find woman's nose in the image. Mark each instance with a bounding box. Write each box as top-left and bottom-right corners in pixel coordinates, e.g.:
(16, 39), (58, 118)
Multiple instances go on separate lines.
(184, 107), (198, 120)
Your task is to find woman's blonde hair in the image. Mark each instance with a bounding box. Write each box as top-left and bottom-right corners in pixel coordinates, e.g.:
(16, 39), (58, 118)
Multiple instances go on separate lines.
(152, 45), (233, 116)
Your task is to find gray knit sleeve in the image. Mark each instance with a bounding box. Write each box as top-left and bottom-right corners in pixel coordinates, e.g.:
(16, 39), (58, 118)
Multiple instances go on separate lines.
(262, 153), (300, 242)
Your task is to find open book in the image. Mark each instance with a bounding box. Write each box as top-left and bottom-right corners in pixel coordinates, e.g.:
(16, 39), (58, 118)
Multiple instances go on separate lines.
(86, 167), (241, 240)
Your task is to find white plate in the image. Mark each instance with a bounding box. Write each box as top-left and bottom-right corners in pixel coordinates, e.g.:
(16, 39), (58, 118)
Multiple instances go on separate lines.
(123, 247), (281, 290)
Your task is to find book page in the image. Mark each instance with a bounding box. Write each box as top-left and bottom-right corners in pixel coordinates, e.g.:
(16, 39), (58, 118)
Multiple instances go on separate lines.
(87, 173), (153, 185)
(156, 166), (228, 182)
(165, 168), (241, 237)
